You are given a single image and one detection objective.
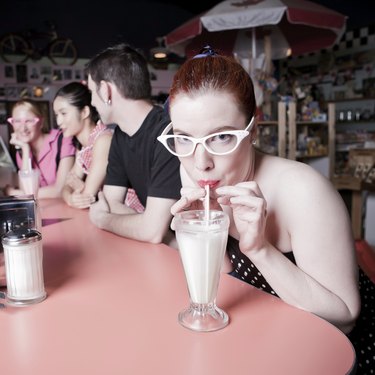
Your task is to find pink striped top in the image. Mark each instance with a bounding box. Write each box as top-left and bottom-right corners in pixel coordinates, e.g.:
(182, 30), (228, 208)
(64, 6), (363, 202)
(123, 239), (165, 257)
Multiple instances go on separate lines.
(77, 123), (144, 213)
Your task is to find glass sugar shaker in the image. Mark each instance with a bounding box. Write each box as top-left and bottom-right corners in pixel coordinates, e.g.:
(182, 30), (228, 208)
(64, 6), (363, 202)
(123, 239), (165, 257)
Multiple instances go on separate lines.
(1, 228), (46, 306)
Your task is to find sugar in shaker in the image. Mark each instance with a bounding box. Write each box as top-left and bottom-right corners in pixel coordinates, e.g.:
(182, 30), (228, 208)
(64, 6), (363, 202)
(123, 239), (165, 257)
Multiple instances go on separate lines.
(1, 228), (46, 306)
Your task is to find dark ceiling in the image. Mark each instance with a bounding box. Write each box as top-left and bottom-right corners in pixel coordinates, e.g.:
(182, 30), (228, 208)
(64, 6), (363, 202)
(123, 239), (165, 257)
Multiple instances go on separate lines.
(0, 0), (374, 60)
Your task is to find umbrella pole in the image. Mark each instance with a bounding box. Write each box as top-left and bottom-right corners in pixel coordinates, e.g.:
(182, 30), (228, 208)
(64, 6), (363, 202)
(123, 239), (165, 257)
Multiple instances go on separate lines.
(264, 33), (272, 75)
(251, 28), (257, 76)
(249, 28), (264, 108)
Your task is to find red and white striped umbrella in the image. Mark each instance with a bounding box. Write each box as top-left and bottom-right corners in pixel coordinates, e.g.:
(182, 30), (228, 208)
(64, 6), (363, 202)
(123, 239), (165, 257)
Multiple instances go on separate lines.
(165, 0), (347, 60)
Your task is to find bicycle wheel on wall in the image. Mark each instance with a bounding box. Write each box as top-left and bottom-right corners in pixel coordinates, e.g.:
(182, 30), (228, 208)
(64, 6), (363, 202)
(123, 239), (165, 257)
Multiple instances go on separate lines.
(48, 38), (78, 65)
(0, 33), (29, 63)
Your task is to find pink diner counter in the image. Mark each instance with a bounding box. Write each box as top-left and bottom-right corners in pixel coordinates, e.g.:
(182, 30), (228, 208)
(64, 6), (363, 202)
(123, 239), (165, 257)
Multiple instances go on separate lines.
(0, 199), (356, 375)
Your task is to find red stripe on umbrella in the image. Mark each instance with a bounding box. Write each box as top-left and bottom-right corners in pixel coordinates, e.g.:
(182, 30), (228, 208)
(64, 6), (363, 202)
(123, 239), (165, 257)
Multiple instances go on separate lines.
(165, 0), (347, 59)
(284, 0), (346, 29)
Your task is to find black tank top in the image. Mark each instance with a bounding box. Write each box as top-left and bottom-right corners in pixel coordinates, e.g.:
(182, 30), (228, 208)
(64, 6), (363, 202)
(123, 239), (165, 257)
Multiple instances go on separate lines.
(227, 236), (295, 297)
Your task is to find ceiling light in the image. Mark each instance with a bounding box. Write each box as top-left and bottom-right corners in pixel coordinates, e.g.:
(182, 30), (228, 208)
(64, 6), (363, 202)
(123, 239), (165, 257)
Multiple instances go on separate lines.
(153, 50), (167, 59)
(151, 37), (169, 60)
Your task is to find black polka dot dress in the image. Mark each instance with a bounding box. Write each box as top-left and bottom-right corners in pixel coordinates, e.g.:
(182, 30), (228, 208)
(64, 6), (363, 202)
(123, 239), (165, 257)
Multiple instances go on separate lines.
(227, 235), (295, 297)
(348, 269), (375, 375)
(226, 236), (375, 374)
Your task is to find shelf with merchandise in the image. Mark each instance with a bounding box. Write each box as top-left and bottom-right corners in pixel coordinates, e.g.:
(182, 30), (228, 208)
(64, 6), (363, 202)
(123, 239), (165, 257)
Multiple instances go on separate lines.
(255, 102), (287, 158)
(333, 98), (375, 176)
(287, 101), (335, 179)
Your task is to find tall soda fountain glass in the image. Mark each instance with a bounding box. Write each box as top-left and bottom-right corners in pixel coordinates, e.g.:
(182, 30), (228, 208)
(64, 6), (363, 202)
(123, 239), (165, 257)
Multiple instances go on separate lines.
(174, 210), (230, 332)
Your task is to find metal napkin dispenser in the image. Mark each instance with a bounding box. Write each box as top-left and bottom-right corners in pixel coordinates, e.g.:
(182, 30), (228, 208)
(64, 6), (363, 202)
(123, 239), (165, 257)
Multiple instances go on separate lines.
(0, 196), (40, 252)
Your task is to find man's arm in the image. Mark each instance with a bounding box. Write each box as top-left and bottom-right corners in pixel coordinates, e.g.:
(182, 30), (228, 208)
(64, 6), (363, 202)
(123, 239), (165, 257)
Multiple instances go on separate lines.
(89, 185), (176, 243)
(104, 184), (129, 214)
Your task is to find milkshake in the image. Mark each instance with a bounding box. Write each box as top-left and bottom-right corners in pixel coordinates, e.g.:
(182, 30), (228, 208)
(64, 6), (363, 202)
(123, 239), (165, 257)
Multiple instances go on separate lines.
(176, 224), (228, 304)
(18, 169), (40, 197)
(174, 210), (230, 332)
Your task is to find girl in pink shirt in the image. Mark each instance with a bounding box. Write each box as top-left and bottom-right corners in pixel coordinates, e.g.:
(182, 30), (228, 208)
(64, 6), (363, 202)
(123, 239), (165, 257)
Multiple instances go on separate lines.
(5, 99), (75, 198)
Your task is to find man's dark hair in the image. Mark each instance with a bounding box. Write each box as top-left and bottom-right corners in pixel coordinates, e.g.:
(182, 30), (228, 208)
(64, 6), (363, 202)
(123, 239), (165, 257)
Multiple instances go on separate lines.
(85, 43), (151, 100)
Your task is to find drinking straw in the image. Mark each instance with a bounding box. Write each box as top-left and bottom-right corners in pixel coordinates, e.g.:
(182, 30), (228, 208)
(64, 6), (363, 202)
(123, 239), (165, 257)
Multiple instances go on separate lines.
(28, 157), (32, 172)
(205, 185), (210, 223)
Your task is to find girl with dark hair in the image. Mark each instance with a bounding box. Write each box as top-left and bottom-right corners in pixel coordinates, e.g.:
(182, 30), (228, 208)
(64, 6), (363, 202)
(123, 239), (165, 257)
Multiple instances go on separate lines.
(54, 82), (113, 209)
(54, 82), (143, 211)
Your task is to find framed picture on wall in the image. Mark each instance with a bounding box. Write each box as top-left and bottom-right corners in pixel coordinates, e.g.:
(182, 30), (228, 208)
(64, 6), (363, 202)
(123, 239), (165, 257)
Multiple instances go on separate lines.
(63, 69), (72, 80)
(3, 65), (16, 84)
(53, 69), (63, 81)
(74, 70), (82, 80)
(16, 64), (28, 83)
(28, 65), (41, 82)
(40, 66), (52, 83)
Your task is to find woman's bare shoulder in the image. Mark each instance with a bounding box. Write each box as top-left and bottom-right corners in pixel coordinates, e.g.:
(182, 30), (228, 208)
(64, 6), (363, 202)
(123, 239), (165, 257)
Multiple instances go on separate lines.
(258, 153), (327, 182)
(93, 130), (113, 149)
(256, 153), (337, 202)
(89, 131), (113, 166)
(258, 154), (350, 235)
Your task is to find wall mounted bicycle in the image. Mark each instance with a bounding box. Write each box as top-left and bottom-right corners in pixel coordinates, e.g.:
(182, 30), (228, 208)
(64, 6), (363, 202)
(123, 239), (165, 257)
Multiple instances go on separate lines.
(0, 22), (78, 65)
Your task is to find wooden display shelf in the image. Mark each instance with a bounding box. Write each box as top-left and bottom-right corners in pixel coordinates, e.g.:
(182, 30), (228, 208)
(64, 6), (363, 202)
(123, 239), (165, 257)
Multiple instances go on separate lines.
(288, 102), (335, 179)
(256, 102), (287, 158)
(258, 121), (279, 126)
(332, 175), (375, 191)
(297, 152), (329, 158)
(295, 120), (328, 125)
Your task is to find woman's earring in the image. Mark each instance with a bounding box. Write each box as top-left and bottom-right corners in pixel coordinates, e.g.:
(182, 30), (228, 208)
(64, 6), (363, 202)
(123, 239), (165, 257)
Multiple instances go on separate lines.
(252, 139), (257, 145)
(105, 99), (112, 106)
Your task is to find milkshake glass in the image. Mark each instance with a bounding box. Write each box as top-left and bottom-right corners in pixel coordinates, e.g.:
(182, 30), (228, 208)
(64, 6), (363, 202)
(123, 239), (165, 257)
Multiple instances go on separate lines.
(174, 210), (229, 332)
(18, 169), (40, 197)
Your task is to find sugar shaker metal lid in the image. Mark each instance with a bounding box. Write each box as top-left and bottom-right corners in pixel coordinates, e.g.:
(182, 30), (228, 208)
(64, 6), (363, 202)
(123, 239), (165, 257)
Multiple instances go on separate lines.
(1, 228), (42, 246)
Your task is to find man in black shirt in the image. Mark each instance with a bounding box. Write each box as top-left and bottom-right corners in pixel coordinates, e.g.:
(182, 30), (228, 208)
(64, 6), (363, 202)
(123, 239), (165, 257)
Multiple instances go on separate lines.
(86, 43), (181, 243)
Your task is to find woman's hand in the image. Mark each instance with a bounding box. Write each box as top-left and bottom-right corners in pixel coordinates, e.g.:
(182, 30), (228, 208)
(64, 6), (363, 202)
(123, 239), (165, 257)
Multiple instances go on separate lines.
(66, 171), (85, 192)
(3, 185), (24, 196)
(9, 132), (28, 150)
(68, 190), (96, 209)
(170, 186), (222, 230)
(65, 171), (95, 209)
(64, 171), (94, 208)
(170, 186), (222, 215)
(10, 132), (31, 171)
(216, 181), (268, 254)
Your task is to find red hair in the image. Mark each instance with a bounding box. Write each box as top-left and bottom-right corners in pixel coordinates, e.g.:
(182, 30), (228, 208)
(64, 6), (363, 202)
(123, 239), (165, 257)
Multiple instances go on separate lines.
(169, 55), (256, 123)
